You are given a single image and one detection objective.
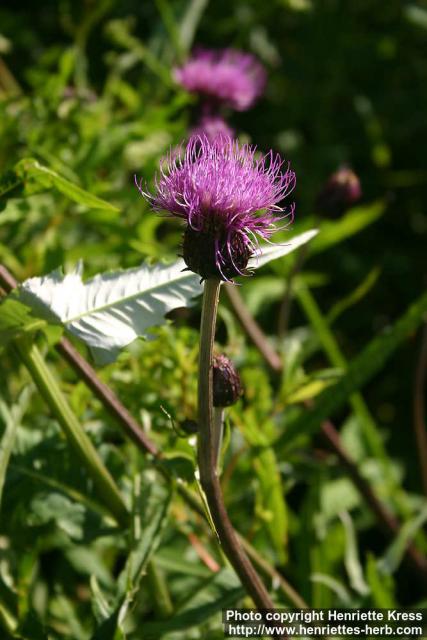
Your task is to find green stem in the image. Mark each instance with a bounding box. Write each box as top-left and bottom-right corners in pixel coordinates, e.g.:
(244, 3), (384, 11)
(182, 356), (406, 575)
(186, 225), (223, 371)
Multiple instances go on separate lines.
(197, 280), (278, 613)
(15, 339), (129, 528)
(212, 407), (224, 469)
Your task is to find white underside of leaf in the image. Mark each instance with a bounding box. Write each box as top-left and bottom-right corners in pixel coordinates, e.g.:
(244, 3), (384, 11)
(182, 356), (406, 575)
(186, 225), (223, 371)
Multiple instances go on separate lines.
(17, 229), (318, 364)
(20, 260), (201, 363)
(248, 229), (318, 270)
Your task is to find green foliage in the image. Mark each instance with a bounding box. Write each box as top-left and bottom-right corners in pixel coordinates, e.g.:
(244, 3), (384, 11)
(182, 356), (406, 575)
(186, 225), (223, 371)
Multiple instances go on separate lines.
(0, 297), (48, 347)
(14, 158), (120, 212)
(309, 201), (386, 256)
(0, 0), (426, 636)
(278, 288), (427, 450)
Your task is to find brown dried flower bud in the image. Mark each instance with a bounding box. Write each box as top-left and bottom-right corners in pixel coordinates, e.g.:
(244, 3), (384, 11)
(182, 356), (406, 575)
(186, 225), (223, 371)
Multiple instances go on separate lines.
(212, 354), (243, 407)
(316, 166), (361, 217)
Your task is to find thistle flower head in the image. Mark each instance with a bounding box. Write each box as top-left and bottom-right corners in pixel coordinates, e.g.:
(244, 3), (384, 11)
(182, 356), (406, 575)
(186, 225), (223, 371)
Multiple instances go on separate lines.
(174, 48), (266, 111)
(213, 354), (243, 407)
(191, 115), (234, 142)
(137, 134), (295, 281)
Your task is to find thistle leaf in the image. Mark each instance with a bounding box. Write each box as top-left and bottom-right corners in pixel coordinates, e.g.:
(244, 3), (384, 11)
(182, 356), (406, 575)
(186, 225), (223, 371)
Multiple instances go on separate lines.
(19, 260), (201, 364)
(248, 228), (318, 269)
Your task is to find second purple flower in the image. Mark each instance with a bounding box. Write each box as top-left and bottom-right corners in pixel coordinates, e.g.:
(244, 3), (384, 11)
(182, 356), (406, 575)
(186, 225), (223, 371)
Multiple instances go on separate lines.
(174, 48), (266, 112)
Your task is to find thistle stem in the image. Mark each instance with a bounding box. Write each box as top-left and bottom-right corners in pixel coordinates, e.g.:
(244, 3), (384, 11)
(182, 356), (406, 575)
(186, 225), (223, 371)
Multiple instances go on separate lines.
(197, 279), (277, 611)
(212, 406), (224, 469)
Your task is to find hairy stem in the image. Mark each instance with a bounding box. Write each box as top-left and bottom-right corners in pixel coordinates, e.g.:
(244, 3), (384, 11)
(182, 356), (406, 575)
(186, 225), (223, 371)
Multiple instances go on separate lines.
(197, 279), (277, 611)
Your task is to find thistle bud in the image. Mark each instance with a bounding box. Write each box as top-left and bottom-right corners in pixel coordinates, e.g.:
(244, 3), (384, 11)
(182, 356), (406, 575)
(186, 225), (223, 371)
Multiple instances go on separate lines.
(183, 224), (251, 281)
(316, 166), (361, 217)
(212, 354), (243, 407)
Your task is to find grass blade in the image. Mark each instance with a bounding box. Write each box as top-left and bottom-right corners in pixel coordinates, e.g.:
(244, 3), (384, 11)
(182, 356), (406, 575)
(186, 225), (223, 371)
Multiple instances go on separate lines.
(278, 289), (427, 449)
(14, 158), (119, 212)
(0, 387), (32, 510)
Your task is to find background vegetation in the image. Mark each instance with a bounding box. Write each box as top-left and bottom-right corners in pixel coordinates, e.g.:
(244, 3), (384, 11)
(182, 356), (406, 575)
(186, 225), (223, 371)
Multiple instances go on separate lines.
(1, 1), (427, 638)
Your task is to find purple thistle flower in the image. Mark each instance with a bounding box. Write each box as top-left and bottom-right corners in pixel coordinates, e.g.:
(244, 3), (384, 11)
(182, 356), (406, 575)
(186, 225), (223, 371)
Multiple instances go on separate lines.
(136, 134), (295, 282)
(190, 115), (235, 142)
(174, 48), (266, 112)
